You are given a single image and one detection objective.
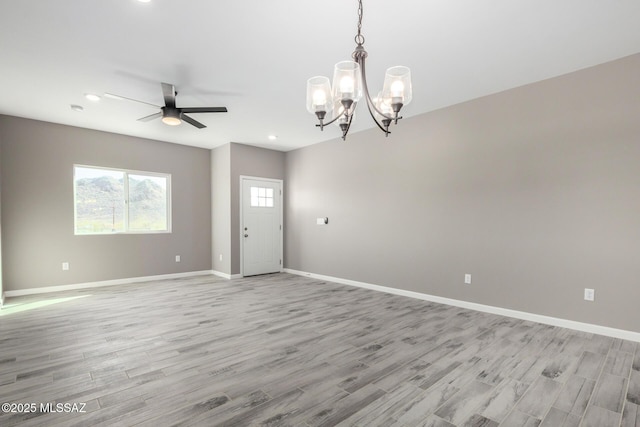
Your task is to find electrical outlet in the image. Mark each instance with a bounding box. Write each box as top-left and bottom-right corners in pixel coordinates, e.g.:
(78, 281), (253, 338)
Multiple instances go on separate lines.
(175, 255), (181, 263)
(584, 288), (595, 301)
(62, 262), (69, 271)
(219, 254), (223, 261)
(464, 274), (472, 284)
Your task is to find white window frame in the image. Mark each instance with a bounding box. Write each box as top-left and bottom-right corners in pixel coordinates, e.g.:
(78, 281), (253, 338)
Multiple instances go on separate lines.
(73, 164), (172, 235)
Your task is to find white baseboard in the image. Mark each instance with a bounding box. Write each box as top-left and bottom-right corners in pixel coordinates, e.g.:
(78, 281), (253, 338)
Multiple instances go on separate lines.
(284, 268), (640, 343)
(3, 270), (216, 298)
(212, 270), (242, 280)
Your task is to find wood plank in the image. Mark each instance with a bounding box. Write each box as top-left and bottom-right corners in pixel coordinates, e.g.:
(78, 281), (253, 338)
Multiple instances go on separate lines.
(393, 382), (460, 426)
(627, 369), (640, 405)
(461, 413), (499, 427)
(604, 349), (634, 378)
(551, 375), (595, 417)
(499, 409), (541, 426)
(573, 351), (606, 380)
(516, 376), (563, 418)
(591, 372), (628, 413)
(622, 401), (640, 427)
(540, 407), (580, 427)
(582, 405), (622, 427)
(478, 378), (529, 423)
(434, 380), (493, 424)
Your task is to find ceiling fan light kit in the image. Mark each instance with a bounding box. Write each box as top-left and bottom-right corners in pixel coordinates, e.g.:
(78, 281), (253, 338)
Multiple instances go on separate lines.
(306, 0), (412, 140)
(161, 107), (182, 126)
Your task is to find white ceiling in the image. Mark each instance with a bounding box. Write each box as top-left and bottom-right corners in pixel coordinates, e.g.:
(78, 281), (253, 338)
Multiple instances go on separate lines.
(1, 1), (639, 152)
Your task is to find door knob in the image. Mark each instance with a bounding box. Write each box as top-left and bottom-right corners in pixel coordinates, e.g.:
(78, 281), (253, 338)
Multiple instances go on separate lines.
(244, 234), (249, 238)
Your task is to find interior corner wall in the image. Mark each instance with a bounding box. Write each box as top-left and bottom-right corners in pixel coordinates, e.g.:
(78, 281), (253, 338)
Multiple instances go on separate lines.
(229, 143), (285, 275)
(0, 116), (212, 291)
(284, 53), (640, 333)
(211, 144), (231, 274)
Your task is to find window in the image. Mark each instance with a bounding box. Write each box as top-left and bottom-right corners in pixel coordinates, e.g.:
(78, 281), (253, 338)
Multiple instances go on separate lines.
(74, 165), (171, 234)
(250, 186), (274, 207)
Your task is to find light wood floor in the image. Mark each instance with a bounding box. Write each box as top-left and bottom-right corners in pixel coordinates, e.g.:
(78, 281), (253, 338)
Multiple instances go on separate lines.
(0, 273), (638, 426)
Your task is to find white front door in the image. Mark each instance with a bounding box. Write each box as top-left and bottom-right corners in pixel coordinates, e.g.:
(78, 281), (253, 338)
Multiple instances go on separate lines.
(241, 177), (282, 276)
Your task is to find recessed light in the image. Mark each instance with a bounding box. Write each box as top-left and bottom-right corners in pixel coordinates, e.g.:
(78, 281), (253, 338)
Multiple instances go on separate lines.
(137, 0), (151, 3)
(70, 104), (84, 112)
(85, 93), (101, 102)
(268, 135), (278, 140)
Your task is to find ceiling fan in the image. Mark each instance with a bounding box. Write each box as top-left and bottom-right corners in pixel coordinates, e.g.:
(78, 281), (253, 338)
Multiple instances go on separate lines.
(106, 82), (227, 129)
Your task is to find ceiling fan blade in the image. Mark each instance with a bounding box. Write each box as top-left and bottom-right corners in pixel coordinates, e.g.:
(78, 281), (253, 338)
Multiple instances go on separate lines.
(104, 93), (160, 108)
(137, 112), (162, 122)
(181, 114), (206, 129)
(161, 82), (176, 108)
(181, 106), (228, 113)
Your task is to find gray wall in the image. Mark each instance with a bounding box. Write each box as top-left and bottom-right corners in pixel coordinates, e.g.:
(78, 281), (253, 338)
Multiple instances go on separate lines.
(0, 116), (212, 291)
(0, 133), (3, 301)
(211, 144), (231, 274)
(285, 53), (640, 333)
(229, 143), (285, 275)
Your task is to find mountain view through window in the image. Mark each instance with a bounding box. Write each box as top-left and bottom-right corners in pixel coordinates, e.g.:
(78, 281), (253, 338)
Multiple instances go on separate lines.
(74, 166), (170, 234)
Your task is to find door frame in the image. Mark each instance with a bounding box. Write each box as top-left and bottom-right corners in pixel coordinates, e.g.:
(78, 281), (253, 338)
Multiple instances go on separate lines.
(239, 175), (284, 277)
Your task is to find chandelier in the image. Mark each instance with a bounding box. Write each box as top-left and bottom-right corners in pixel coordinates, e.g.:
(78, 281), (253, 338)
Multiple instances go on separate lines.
(306, 0), (412, 140)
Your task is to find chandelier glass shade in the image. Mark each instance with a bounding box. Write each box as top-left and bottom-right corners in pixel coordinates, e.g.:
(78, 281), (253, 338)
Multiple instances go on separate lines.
(306, 0), (412, 140)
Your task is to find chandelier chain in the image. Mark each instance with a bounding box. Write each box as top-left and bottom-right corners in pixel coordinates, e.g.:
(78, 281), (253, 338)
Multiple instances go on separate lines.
(354, 0), (365, 45)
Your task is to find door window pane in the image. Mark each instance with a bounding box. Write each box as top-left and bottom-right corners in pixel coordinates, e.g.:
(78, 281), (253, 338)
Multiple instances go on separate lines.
(250, 186), (275, 208)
